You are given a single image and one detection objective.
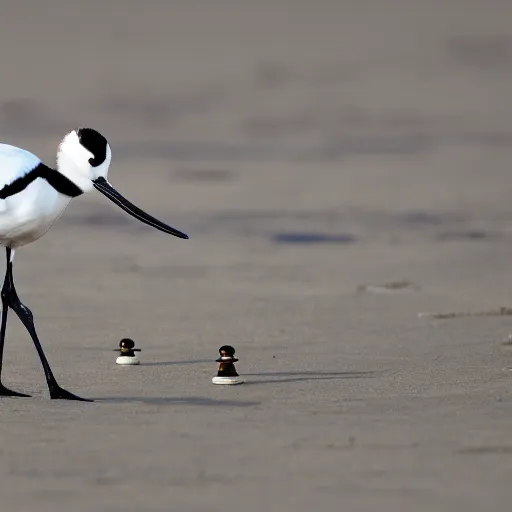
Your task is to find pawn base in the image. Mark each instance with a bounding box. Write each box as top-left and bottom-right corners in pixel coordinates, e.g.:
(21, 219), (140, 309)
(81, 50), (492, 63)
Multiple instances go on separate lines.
(212, 376), (244, 385)
(116, 356), (140, 366)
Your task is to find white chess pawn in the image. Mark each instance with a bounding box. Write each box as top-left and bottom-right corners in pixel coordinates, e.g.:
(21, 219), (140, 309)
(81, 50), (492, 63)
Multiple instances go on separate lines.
(212, 345), (243, 385)
(114, 338), (141, 365)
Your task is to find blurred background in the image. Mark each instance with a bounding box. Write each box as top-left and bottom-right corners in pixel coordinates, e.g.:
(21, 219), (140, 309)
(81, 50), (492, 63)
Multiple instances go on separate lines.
(1, 1), (512, 511)
(1, 0), (510, 302)
(1, 0), (511, 247)
(1, 0), (511, 260)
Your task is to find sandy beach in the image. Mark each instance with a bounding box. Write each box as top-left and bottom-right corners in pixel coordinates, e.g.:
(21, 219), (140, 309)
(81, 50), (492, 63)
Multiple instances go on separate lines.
(1, 1), (512, 510)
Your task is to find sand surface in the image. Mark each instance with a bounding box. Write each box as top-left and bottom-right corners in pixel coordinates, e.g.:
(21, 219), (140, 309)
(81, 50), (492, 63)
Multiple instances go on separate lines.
(1, 1), (512, 510)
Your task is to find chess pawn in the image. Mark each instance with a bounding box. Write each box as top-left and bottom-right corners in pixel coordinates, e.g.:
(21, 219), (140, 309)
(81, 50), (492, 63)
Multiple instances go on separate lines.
(212, 345), (244, 385)
(114, 338), (141, 365)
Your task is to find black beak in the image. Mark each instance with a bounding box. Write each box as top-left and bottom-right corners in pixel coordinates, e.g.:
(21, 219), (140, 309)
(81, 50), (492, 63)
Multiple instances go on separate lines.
(93, 177), (189, 239)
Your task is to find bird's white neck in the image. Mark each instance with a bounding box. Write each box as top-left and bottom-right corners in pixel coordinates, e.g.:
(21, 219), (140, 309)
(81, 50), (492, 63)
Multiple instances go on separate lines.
(56, 131), (111, 193)
(56, 149), (94, 193)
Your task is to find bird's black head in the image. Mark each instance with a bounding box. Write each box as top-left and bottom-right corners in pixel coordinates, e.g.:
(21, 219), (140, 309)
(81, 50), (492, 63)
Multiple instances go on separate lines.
(76, 127), (108, 167)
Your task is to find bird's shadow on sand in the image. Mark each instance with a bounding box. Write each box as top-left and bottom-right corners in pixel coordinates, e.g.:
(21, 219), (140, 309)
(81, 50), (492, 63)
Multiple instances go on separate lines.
(92, 396), (260, 407)
(92, 372), (373, 403)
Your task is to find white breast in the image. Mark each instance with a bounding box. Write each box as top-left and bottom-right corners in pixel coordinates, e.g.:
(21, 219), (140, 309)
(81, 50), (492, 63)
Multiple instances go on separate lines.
(0, 144), (72, 248)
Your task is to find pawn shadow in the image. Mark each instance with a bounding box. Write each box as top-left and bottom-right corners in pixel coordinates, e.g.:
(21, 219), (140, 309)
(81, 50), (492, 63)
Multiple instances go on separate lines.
(243, 371), (372, 376)
(241, 370), (374, 385)
(140, 359), (211, 367)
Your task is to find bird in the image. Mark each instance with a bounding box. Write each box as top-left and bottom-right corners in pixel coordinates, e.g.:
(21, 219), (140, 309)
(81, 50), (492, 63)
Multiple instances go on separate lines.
(0, 127), (189, 401)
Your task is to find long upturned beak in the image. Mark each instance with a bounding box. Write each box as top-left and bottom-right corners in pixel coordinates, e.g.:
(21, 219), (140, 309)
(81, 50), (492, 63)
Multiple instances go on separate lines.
(93, 177), (189, 239)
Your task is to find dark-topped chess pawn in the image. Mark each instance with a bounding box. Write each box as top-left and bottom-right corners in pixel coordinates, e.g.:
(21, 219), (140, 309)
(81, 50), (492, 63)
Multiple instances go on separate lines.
(114, 338), (141, 365)
(212, 345), (244, 385)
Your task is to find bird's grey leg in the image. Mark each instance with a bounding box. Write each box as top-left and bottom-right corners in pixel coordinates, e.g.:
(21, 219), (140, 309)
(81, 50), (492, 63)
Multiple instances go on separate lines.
(0, 247), (31, 397)
(3, 248), (92, 402)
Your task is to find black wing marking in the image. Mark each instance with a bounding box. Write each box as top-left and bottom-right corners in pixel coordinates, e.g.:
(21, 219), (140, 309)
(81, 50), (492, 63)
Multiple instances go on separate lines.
(0, 163), (83, 199)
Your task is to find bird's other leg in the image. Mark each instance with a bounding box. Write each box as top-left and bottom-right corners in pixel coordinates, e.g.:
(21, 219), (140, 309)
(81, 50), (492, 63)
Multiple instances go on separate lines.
(0, 248), (30, 397)
(4, 252), (92, 402)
